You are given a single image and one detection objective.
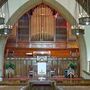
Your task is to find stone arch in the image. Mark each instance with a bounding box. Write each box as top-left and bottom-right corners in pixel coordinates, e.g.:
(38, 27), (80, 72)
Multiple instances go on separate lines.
(6, 0), (87, 78)
(7, 0), (75, 25)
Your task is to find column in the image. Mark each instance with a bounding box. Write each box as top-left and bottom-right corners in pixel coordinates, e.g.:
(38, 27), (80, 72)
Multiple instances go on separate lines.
(0, 36), (7, 81)
(78, 34), (87, 78)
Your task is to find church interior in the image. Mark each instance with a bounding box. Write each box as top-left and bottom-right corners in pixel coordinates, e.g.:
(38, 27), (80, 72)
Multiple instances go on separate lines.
(0, 0), (90, 90)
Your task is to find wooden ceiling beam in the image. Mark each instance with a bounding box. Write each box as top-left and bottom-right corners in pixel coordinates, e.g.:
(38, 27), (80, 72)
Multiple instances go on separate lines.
(76, 0), (90, 15)
(0, 0), (7, 8)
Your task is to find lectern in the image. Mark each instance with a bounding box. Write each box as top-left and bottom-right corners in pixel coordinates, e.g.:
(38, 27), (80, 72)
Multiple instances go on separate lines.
(29, 80), (55, 90)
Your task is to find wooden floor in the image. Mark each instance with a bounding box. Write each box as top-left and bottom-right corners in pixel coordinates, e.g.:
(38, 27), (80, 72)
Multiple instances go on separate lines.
(0, 86), (23, 90)
(57, 86), (90, 90)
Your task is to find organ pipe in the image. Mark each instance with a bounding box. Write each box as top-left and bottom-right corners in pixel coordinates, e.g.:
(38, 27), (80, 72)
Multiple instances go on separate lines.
(31, 4), (55, 41)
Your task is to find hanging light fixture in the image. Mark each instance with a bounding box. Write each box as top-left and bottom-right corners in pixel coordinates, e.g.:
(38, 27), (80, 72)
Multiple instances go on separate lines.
(0, 1), (12, 36)
(0, 25), (12, 36)
(0, 7), (5, 25)
(0, 17), (5, 25)
(72, 26), (84, 35)
(72, 0), (85, 36)
(78, 0), (90, 25)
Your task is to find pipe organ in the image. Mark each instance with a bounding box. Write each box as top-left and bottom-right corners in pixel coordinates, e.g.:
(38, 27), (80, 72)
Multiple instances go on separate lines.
(31, 4), (55, 41)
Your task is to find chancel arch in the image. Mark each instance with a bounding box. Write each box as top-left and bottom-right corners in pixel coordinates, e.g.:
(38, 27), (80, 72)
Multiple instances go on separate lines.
(4, 0), (87, 79)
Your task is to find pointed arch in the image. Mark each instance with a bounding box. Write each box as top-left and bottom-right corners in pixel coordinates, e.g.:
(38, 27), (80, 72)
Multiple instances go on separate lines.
(7, 0), (75, 25)
(6, 0), (87, 78)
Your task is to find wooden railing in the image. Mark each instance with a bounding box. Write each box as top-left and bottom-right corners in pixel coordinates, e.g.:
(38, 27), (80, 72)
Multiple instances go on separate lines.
(52, 77), (90, 85)
(6, 41), (67, 49)
(0, 77), (90, 86)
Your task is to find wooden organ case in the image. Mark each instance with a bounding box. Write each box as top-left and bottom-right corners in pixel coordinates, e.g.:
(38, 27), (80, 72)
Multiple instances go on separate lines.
(31, 4), (55, 41)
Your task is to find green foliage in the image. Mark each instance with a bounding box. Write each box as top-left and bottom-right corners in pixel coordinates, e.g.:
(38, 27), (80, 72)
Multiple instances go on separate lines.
(5, 62), (16, 69)
(68, 61), (77, 69)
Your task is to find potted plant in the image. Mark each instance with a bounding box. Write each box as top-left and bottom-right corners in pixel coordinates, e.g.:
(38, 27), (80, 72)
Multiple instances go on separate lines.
(67, 61), (77, 78)
(5, 61), (16, 78)
(68, 61), (77, 70)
